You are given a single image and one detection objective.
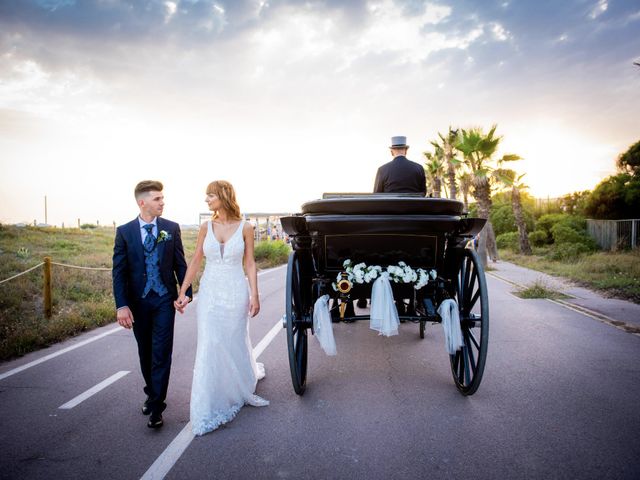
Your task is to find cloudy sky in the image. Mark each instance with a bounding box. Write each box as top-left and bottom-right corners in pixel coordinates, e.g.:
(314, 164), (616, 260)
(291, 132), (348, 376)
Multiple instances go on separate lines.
(0, 0), (638, 226)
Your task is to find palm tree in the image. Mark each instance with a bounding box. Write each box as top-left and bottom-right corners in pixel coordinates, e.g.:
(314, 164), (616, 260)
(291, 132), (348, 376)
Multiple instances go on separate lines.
(431, 127), (460, 200)
(423, 151), (446, 198)
(458, 171), (473, 210)
(455, 125), (521, 266)
(494, 168), (532, 255)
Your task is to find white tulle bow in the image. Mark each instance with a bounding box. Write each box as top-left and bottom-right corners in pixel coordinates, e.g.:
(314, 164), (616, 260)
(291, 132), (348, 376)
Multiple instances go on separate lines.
(369, 274), (400, 337)
(313, 295), (337, 355)
(437, 299), (465, 354)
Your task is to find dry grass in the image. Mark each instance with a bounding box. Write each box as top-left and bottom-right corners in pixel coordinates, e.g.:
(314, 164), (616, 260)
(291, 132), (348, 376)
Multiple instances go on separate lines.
(500, 248), (640, 304)
(0, 224), (284, 360)
(514, 280), (570, 300)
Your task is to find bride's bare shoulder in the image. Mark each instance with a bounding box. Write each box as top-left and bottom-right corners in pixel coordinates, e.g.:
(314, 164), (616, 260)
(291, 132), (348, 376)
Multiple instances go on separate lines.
(242, 221), (254, 234)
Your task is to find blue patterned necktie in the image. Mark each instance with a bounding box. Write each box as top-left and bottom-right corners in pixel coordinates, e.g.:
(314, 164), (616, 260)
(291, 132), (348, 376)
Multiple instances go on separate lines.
(142, 223), (168, 297)
(143, 224), (156, 252)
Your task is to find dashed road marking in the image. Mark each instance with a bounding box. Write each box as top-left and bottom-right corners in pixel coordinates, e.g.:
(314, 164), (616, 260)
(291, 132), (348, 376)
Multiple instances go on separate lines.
(59, 371), (130, 409)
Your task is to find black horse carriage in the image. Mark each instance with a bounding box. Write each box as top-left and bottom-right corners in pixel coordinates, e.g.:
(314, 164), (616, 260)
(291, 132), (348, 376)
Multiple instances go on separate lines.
(280, 193), (489, 396)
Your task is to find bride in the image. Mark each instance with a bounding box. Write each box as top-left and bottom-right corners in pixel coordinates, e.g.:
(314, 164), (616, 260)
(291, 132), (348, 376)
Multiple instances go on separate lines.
(175, 180), (268, 436)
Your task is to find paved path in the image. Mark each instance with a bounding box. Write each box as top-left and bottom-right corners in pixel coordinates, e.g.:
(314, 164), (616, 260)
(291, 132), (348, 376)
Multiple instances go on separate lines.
(1, 263), (639, 479)
(489, 260), (640, 332)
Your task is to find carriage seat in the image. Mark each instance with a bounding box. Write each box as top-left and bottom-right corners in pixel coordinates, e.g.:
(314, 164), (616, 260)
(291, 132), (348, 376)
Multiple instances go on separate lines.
(301, 194), (464, 216)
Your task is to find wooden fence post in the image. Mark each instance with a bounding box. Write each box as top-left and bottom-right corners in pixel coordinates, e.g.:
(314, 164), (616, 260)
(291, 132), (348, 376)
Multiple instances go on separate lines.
(44, 256), (52, 319)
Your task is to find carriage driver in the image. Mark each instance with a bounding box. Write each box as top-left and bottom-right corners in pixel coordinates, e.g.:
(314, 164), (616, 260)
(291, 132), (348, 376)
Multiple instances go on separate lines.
(365, 136), (426, 314)
(373, 136), (427, 195)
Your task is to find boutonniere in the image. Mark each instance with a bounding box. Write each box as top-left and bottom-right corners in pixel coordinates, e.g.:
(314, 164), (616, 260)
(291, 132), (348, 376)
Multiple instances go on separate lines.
(157, 230), (172, 243)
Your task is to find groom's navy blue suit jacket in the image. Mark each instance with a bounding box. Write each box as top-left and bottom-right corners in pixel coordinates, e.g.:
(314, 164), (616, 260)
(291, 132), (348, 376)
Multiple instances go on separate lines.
(112, 217), (191, 310)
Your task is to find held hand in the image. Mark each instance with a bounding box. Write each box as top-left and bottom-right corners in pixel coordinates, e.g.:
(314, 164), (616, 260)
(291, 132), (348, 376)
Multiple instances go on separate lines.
(116, 307), (134, 329)
(249, 296), (260, 318)
(174, 294), (190, 314)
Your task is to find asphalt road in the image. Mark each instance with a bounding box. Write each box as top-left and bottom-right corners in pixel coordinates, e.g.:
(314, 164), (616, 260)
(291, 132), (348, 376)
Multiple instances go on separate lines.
(1, 266), (639, 480)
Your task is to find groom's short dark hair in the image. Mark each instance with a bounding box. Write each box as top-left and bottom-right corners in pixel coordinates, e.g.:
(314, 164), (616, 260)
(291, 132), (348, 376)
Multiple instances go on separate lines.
(134, 180), (163, 200)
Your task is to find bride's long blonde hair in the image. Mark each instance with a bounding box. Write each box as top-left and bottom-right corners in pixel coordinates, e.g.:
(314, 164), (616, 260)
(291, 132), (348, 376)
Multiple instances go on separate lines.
(207, 180), (242, 221)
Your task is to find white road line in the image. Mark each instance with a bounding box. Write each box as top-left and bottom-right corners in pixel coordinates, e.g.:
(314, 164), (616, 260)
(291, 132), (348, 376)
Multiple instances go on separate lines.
(140, 421), (195, 480)
(0, 326), (123, 382)
(59, 371), (130, 410)
(258, 265), (286, 276)
(139, 318), (283, 480)
(253, 319), (283, 358)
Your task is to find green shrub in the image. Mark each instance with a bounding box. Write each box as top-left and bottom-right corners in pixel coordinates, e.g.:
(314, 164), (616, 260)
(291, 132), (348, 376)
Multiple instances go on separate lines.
(496, 232), (519, 251)
(537, 214), (589, 243)
(548, 242), (593, 262)
(528, 230), (548, 247)
(536, 213), (568, 240)
(551, 223), (584, 244)
(254, 240), (290, 267)
(490, 204), (535, 237)
(80, 224), (97, 229)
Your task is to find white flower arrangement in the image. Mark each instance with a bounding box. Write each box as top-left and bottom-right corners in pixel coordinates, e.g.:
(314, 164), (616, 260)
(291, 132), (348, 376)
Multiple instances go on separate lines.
(157, 230), (172, 243)
(332, 259), (437, 291)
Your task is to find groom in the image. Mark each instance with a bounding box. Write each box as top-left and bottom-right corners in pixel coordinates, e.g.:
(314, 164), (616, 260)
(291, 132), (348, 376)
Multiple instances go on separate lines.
(112, 180), (191, 429)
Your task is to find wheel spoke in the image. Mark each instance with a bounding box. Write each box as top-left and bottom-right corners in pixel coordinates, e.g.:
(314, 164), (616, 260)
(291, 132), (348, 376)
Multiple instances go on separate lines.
(464, 331), (477, 374)
(457, 351), (464, 384)
(295, 332), (305, 366)
(464, 257), (473, 294)
(462, 346), (471, 386)
(467, 328), (480, 350)
(459, 258), (468, 306)
(468, 288), (480, 312)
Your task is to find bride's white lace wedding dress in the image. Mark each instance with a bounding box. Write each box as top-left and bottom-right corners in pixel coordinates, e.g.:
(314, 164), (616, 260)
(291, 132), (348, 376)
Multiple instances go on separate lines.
(191, 219), (268, 436)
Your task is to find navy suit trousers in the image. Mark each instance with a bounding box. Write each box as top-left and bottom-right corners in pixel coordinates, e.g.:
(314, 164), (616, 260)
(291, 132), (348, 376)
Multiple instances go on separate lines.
(131, 291), (175, 414)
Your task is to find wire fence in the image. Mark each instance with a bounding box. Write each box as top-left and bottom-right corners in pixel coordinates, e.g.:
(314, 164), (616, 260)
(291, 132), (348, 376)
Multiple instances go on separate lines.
(587, 219), (640, 251)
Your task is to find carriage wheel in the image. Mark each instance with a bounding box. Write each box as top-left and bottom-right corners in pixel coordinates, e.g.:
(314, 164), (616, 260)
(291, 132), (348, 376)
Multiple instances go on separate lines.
(286, 252), (308, 395)
(449, 248), (489, 395)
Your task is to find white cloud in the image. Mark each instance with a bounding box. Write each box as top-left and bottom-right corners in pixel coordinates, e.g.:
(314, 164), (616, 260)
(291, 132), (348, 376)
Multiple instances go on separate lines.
(625, 10), (640, 23)
(0, 59), (109, 123)
(164, 1), (177, 24)
(489, 22), (511, 41)
(589, 0), (608, 20)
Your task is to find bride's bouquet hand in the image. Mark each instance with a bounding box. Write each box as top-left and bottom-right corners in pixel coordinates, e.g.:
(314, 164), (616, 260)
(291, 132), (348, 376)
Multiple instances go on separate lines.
(249, 296), (260, 317)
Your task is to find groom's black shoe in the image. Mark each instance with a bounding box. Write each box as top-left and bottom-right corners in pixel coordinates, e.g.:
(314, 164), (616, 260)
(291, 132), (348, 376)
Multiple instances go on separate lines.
(141, 397), (151, 415)
(147, 412), (163, 429)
